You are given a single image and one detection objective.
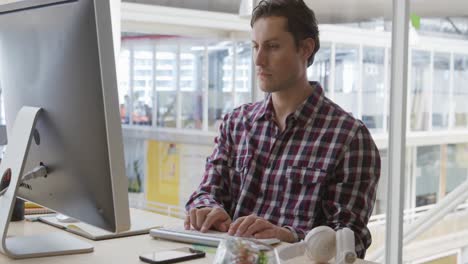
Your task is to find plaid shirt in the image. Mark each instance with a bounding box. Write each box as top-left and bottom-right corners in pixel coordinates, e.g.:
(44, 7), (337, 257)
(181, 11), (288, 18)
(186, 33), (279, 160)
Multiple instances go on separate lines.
(186, 82), (380, 257)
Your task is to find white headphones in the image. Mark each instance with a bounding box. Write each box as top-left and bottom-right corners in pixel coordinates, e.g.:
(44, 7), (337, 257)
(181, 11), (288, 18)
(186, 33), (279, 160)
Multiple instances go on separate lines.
(278, 226), (357, 263)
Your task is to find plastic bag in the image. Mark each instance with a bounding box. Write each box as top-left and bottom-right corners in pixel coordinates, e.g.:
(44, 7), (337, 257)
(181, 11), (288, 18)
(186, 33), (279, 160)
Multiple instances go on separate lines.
(213, 237), (281, 264)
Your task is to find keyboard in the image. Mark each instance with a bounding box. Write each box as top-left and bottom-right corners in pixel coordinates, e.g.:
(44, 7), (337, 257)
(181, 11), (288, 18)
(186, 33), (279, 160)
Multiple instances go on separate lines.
(149, 225), (281, 249)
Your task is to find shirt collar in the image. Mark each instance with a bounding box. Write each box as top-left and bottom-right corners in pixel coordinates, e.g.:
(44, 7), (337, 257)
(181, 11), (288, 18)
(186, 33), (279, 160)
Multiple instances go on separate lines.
(252, 81), (324, 125)
(291, 81), (324, 127)
(252, 93), (274, 122)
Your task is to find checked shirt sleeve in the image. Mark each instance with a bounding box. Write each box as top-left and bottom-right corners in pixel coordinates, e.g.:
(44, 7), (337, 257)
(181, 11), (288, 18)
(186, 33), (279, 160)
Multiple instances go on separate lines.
(322, 125), (381, 258)
(185, 114), (234, 213)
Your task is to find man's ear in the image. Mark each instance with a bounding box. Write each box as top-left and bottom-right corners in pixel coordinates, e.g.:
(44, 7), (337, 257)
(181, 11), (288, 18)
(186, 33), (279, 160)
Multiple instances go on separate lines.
(300, 38), (315, 64)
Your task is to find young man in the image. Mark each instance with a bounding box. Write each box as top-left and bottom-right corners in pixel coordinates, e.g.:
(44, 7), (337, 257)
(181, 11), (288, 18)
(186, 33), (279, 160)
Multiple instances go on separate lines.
(185, 0), (380, 258)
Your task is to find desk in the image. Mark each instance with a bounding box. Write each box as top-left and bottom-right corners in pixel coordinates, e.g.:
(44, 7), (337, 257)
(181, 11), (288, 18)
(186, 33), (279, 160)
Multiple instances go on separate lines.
(0, 211), (377, 264)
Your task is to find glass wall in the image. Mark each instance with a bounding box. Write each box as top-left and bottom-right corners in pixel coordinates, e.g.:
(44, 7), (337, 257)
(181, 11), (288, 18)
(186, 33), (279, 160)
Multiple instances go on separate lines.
(454, 55), (468, 128)
(235, 41), (253, 108)
(180, 40), (205, 130)
(307, 44), (389, 133)
(415, 145), (440, 207)
(155, 43), (178, 128)
(334, 45), (360, 118)
(403, 5), (468, 262)
(446, 143), (468, 195)
(119, 36), (253, 132)
(362, 46), (386, 132)
(308, 43), (331, 95)
(208, 41), (233, 131)
(410, 50), (431, 131)
(118, 49), (131, 124)
(132, 47), (154, 126)
(432, 53), (451, 130)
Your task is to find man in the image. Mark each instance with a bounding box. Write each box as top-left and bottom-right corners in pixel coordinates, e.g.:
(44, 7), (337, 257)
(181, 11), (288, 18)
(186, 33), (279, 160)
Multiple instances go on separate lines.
(185, 0), (380, 258)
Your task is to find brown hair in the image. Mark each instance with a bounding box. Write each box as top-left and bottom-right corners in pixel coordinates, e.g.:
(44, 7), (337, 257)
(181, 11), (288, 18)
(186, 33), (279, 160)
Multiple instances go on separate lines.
(251, 0), (320, 67)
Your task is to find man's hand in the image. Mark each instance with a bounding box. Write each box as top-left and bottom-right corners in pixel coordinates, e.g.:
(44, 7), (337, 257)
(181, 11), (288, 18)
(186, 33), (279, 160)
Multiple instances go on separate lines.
(228, 214), (296, 243)
(185, 207), (231, 233)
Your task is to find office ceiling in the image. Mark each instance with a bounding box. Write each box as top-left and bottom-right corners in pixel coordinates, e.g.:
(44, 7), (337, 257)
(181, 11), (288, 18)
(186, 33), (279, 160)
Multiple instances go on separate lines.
(0, 0), (466, 36)
(124, 0), (468, 24)
(0, 0), (466, 24)
(123, 0), (239, 14)
(122, 0), (468, 37)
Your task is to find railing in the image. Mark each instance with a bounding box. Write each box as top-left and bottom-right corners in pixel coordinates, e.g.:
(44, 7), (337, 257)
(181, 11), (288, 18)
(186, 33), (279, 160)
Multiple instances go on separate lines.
(368, 200), (468, 227)
(128, 193), (186, 219)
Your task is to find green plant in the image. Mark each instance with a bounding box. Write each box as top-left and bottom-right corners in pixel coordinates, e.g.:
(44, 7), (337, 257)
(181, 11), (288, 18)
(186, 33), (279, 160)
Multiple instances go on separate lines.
(128, 160), (142, 192)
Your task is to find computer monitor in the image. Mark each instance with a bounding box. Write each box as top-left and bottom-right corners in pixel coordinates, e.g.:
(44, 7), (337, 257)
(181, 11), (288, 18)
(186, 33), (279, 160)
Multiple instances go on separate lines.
(0, 0), (130, 259)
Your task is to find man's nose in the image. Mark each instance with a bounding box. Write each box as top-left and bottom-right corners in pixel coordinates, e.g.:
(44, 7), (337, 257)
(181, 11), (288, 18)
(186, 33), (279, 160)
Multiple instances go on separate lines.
(254, 48), (267, 67)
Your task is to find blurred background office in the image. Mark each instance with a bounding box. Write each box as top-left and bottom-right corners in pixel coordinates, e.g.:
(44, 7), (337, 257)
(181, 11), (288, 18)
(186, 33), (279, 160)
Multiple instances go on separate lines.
(0, 0), (467, 263)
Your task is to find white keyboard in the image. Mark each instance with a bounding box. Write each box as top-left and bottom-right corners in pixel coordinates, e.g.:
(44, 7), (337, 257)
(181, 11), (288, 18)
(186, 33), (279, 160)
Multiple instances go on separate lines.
(149, 226), (280, 248)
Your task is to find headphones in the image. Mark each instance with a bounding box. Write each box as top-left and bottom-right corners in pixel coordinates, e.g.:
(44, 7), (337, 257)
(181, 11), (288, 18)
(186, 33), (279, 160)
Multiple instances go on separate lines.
(278, 226), (357, 263)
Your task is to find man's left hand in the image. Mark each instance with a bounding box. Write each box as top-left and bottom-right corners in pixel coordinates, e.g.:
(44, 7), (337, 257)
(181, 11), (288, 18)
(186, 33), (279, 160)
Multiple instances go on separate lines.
(227, 214), (296, 243)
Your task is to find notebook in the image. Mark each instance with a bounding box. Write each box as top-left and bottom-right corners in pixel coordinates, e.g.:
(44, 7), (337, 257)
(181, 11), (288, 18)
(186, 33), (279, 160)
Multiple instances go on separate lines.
(25, 207), (55, 215)
(38, 208), (175, 240)
(24, 202), (55, 215)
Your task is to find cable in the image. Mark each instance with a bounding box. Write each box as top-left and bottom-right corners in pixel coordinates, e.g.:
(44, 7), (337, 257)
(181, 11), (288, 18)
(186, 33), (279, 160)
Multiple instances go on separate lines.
(21, 165), (47, 182)
(0, 165), (48, 197)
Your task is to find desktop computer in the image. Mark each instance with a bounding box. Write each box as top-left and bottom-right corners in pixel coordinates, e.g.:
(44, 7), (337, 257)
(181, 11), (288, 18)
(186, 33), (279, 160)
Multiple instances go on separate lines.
(0, 0), (130, 259)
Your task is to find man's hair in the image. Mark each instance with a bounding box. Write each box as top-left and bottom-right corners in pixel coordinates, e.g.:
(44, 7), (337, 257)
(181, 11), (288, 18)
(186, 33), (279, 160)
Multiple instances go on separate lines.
(251, 0), (320, 67)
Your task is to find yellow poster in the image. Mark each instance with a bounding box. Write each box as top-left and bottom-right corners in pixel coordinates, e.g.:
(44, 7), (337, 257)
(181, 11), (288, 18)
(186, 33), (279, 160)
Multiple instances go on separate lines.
(146, 140), (180, 206)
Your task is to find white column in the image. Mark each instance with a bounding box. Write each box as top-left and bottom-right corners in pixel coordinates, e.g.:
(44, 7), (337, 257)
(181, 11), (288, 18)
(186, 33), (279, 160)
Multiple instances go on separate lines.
(385, 0), (410, 263)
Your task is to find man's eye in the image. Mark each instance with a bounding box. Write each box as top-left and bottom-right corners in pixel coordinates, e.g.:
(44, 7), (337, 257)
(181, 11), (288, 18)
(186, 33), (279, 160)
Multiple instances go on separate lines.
(268, 44), (279, 49)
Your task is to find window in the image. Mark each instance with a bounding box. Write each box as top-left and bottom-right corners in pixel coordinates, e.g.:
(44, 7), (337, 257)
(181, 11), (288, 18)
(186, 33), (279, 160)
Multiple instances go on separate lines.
(432, 53), (450, 130)
(180, 41), (205, 129)
(208, 41), (233, 131)
(132, 49), (153, 126)
(445, 143), (468, 195)
(308, 43), (331, 95)
(118, 49), (131, 124)
(334, 45), (360, 117)
(362, 46), (386, 131)
(155, 44), (177, 128)
(119, 36), (254, 131)
(415, 145), (440, 207)
(410, 50), (431, 131)
(454, 54), (468, 128)
(235, 41), (253, 107)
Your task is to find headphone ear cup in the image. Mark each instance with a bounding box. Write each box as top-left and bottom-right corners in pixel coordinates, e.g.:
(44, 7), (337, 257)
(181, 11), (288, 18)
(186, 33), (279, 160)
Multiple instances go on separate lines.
(304, 226), (336, 262)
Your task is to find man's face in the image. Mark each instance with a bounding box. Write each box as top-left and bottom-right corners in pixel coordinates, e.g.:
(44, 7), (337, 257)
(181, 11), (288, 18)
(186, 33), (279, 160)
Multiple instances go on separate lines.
(252, 16), (307, 93)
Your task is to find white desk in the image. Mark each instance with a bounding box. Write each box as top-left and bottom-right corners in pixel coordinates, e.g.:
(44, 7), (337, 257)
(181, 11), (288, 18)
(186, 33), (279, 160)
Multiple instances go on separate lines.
(0, 210), (377, 264)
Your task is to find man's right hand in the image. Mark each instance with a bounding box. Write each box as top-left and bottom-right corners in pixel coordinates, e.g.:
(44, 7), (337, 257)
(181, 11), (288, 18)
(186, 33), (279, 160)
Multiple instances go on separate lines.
(184, 207), (231, 233)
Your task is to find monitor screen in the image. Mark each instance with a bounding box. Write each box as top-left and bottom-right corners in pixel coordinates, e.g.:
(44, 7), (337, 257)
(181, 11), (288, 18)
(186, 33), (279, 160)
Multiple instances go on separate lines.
(0, 0), (130, 233)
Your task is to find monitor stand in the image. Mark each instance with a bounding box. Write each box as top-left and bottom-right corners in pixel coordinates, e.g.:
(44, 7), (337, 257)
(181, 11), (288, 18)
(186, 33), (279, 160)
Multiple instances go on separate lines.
(0, 106), (93, 259)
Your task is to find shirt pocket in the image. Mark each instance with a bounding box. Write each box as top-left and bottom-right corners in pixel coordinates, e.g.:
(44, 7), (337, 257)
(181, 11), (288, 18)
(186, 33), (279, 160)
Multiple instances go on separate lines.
(282, 166), (327, 220)
(286, 166), (327, 184)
